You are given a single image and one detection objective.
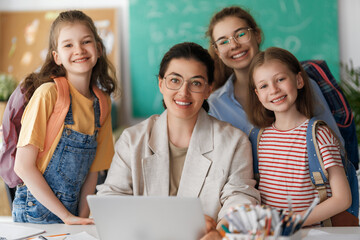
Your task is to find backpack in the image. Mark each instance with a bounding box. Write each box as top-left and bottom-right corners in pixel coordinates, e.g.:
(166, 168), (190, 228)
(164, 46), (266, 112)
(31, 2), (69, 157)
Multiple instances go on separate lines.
(0, 77), (109, 188)
(301, 60), (359, 170)
(249, 118), (359, 227)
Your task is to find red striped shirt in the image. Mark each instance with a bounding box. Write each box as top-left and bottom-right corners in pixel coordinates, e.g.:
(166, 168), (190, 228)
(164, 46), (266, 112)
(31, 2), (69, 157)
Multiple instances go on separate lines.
(258, 120), (343, 213)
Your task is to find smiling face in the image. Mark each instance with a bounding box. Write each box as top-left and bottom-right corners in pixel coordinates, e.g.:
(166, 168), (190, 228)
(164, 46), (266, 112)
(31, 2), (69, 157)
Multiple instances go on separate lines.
(212, 16), (261, 72)
(159, 58), (212, 123)
(253, 59), (304, 116)
(52, 22), (100, 81)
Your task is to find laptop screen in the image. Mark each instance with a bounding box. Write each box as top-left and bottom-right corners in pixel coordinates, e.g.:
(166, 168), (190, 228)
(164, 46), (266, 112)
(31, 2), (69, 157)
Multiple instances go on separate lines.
(87, 195), (206, 240)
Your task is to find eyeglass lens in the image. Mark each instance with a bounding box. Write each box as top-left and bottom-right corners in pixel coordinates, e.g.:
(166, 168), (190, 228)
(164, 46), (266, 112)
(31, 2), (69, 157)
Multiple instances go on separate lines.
(165, 75), (206, 93)
(215, 28), (252, 52)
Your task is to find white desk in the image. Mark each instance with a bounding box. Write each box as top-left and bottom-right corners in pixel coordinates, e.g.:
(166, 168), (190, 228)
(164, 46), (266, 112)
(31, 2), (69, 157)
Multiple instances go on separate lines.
(0, 216), (98, 238)
(1, 216), (359, 239)
(301, 227), (360, 240)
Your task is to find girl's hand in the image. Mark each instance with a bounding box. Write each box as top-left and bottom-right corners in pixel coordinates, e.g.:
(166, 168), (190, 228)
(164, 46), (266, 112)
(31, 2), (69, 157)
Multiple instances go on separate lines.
(63, 214), (94, 225)
(204, 215), (217, 233)
(301, 165), (351, 226)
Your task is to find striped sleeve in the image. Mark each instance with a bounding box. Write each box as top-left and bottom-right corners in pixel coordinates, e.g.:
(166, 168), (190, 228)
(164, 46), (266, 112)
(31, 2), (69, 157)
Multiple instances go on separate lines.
(316, 125), (343, 170)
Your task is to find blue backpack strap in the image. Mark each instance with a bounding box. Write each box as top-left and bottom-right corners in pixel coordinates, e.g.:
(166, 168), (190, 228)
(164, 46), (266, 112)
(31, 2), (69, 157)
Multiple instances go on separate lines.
(249, 127), (264, 186)
(307, 118), (360, 225)
(344, 159), (360, 218)
(307, 118), (329, 201)
(249, 127), (260, 175)
(307, 118), (329, 191)
(307, 117), (332, 226)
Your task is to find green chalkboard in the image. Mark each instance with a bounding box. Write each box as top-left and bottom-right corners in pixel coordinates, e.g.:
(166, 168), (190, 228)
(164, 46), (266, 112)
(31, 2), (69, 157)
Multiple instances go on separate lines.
(130, 0), (339, 118)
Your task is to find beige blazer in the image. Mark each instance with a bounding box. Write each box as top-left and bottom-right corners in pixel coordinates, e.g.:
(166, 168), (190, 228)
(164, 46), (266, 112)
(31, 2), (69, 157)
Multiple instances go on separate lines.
(97, 109), (260, 221)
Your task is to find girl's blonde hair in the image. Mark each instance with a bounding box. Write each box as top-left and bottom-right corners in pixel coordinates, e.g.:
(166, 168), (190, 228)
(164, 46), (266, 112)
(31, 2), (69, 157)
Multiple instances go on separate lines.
(206, 6), (263, 91)
(21, 10), (118, 104)
(247, 47), (313, 128)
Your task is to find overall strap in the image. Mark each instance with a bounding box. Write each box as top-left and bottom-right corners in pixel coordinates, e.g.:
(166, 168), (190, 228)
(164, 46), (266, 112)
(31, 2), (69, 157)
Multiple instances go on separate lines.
(38, 77), (70, 158)
(92, 86), (109, 127)
(38, 80), (108, 159)
(306, 117), (332, 226)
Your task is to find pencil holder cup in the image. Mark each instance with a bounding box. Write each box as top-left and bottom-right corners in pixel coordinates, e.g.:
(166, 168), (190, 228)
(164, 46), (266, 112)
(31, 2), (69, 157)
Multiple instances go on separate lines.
(221, 203), (315, 240)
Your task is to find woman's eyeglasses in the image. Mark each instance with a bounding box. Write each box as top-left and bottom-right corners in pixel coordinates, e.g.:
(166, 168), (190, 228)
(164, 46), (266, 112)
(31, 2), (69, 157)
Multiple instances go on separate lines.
(163, 74), (208, 93)
(213, 28), (253, 53)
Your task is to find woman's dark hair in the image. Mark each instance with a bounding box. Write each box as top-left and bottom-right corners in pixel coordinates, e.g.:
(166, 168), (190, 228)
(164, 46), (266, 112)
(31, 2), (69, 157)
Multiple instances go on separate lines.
(158, 42), (214, 112)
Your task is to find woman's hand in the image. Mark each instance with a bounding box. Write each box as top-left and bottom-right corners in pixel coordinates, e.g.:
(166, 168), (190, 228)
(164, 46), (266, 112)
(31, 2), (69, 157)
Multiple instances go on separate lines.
(62, 214), (94, 225)
(200, 215), (222, 240)
(200, 229), (222, 240)
(204, 215), (217, 233)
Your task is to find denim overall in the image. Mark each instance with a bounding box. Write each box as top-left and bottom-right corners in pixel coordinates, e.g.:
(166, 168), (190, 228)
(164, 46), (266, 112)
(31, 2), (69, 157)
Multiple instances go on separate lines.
(12, 94), (101, 223)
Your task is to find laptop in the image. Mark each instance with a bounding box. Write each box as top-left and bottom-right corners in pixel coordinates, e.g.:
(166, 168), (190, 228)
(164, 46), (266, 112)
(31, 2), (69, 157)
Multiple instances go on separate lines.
(87, 195), (206, 240)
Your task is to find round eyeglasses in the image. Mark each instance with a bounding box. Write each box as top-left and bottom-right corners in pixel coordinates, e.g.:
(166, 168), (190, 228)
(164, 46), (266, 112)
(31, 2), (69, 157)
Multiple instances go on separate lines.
(163, 74), (208, 93)
(213, 28), (253, 53)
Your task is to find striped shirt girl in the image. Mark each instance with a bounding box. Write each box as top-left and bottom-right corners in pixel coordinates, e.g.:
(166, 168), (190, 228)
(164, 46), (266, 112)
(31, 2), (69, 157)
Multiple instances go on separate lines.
(258, 119), (343, 213)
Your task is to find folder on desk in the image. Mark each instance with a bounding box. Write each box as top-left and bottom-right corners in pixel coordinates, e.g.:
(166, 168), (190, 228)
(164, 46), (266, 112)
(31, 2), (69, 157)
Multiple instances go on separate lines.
(0, 223), (45, 239)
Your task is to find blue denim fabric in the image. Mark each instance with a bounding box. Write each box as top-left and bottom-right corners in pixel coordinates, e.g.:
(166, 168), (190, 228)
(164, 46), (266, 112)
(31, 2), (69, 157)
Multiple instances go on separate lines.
(12, 94), (100, 223)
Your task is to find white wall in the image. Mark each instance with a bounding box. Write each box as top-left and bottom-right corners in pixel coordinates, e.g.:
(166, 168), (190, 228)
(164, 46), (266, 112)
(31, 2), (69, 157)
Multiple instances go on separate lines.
(338, 0), (360, 69)
(1, 0), (359, 125)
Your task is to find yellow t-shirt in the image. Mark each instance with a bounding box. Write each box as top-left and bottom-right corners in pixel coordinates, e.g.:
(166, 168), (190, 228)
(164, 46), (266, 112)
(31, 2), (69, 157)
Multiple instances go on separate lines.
(17, 80), (114, 173)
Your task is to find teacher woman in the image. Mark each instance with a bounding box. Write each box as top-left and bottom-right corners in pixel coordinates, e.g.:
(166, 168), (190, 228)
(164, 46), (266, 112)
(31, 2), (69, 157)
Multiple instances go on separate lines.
(97, 42), (260, 239)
